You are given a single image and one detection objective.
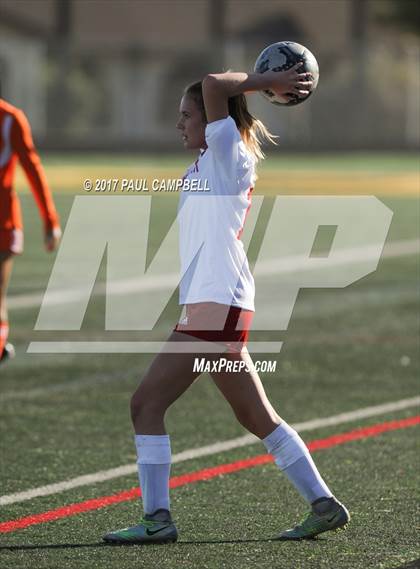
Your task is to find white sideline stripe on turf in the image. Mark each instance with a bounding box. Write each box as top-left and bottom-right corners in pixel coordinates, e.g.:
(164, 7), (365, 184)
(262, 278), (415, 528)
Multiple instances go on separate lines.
(0, 285), (416, 403)
(0, 367), (141, 403)
(1, 395), (418, 507)
(8, 239), (420, 310)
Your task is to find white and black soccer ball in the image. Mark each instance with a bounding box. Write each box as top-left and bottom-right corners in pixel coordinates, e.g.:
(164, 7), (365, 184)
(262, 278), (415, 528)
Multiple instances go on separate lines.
(254, 41), (319, 107)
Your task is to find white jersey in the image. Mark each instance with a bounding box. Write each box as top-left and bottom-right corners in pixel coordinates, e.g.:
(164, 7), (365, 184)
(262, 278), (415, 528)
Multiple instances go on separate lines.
(178, 116), (256, 311)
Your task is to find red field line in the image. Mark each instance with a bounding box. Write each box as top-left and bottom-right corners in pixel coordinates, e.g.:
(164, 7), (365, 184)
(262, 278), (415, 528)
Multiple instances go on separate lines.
(1, 415), (419, 534)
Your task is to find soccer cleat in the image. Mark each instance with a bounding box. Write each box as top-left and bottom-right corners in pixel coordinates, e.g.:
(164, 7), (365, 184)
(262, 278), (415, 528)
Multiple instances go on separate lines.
(278, 497), (350, 540)
(103, 509), (178, 544)
(0, 343), (15, 366)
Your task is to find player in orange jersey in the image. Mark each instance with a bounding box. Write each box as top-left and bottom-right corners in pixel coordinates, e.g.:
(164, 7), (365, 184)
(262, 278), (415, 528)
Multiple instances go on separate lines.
(0, 98), (61, 364)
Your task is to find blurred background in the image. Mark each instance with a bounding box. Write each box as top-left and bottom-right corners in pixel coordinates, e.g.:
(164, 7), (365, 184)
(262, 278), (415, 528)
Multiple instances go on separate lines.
(0, 0), (419, 152)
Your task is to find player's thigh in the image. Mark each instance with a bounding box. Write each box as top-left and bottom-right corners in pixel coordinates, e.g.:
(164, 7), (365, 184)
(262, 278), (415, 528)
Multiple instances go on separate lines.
(210, 348), (280, 423)
(132, 331), (224, 411)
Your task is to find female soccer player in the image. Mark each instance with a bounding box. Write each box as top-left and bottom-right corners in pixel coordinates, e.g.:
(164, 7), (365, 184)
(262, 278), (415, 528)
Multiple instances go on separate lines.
(0, 98), (61, 364)
(105, 65), (350, 543)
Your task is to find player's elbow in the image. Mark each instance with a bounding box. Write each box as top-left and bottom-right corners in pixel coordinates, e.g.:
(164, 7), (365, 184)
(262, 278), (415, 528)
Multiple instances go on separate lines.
(202, 74), (221, 93)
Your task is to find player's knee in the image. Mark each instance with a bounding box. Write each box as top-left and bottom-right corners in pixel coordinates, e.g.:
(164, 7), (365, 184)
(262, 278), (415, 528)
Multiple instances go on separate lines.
(130, 393), (141, 424)
(130, 392), (149, 424)
(130, 391), (166, 425)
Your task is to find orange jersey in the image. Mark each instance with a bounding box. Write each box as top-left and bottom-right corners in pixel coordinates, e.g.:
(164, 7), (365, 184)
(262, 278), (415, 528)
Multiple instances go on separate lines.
(0, 98), (59, 232)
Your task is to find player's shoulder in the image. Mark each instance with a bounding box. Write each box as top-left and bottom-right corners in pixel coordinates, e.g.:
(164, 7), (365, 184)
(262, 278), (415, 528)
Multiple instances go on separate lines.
(205, 115), (242, 156)
(206, 115), (239, 137)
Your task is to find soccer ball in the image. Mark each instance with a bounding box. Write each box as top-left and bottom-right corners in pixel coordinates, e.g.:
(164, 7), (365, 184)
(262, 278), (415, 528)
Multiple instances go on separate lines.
(254, 41), (319, 107)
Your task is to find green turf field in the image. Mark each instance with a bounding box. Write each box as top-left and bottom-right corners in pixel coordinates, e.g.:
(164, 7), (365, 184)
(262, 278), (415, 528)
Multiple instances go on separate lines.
(1, 153), (419, 569)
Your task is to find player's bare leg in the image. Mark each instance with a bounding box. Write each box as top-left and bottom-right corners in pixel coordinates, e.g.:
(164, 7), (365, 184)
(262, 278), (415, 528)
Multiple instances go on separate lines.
(105, 332), (226, 544)
(0, 253), (15, 364)
(211, 347), (350, 539)
(130, 331), (226, 434)
(210, 347), (281, 439)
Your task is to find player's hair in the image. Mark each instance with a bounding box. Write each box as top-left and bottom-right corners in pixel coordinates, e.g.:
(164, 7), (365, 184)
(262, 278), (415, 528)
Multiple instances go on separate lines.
(184, 80), (276, 162)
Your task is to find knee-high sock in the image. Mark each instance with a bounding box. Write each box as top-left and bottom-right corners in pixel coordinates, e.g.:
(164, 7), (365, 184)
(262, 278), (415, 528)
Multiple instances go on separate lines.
(0, 320), (9, 354)
(135, 434), (171, 515)
(263, 422), (333, 504)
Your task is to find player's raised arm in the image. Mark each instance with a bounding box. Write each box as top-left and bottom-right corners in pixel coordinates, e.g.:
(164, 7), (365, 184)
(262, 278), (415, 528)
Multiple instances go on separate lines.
(11, 110), (61, 251)
(202, 66), (313, 123)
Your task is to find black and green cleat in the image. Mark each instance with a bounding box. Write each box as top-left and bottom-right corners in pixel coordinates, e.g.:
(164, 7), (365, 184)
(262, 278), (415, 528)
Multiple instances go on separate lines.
(278, 497), (350, 540)
(103, 509), (178, 545)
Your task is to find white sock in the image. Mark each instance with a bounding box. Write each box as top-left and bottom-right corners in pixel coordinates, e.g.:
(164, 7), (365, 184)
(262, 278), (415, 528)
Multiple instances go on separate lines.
(135, 434), (171, 515)
(263, 422), (333, 504)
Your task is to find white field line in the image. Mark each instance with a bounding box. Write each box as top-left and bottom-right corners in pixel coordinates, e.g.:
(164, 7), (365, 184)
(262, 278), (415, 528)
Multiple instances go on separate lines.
(1, 282), (416, 403)
(1, 395), (418, 507)
(0, 366), (142, 403)
(0, 283), (416, 403)
(254, 238), (420, 276)
(8, 238), (420, 311)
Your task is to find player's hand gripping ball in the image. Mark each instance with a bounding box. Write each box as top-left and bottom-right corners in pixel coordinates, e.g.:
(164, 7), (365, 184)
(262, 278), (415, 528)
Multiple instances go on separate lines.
(254, 41), (319, 106)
